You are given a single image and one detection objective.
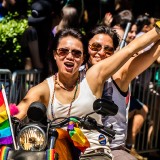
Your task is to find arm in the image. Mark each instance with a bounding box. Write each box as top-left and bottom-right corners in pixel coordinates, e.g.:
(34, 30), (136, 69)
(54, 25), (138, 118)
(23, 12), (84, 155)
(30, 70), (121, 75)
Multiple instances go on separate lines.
(15, 81), (49, 120)
(26, 26), (44, 69)
(113, 39), (160, 92)
(28, 40), (44, 69)
(156, 55), (160, 63)
(86, 27), (160, 97)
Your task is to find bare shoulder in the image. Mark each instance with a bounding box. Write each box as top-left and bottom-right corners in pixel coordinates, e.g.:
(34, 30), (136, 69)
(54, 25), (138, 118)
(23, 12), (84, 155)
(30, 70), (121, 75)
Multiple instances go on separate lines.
(25, 80), (50, 103)
(16, 80), (50, 119)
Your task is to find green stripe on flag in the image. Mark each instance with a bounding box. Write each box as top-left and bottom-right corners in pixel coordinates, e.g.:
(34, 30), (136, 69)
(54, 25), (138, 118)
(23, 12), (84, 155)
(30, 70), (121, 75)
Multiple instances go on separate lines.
(0, 119), (10, 130)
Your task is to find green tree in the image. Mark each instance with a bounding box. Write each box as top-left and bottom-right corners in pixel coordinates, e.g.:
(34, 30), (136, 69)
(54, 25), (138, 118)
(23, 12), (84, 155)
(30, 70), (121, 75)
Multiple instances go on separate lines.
(0, 13), (28, 71)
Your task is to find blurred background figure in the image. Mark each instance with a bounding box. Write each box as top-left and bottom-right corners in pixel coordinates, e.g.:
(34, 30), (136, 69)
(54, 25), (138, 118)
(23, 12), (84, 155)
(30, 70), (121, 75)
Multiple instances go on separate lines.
(82, 0), (115, 32)
(0, 0), (28, 21)
(114, 0), (131, 14)
(127, 97), (149, 160)
(52, 1), (84, 36)
(22, 0), (65, 80)
(135, 13), (153, 53)
(0, 0), (16, 20)
(111, 10), (149, 160)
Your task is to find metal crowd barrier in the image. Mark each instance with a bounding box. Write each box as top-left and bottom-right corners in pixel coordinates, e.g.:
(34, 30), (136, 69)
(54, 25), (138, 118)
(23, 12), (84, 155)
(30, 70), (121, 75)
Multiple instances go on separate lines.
(9, 69), (42, 104)
(131, 63), (160, 154)
(0, 69), (12, 101)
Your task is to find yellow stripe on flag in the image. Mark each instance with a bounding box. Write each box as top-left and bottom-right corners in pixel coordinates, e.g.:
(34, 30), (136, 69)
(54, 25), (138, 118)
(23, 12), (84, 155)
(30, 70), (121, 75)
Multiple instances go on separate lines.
(0, 104), (6, 112)
(0, 110), (8, 123)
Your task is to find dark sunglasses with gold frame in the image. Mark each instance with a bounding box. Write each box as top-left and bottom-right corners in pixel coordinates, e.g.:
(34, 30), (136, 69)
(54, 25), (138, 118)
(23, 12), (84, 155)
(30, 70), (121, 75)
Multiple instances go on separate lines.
(89, 42), (114, 56)
(56, 47), (83, 58)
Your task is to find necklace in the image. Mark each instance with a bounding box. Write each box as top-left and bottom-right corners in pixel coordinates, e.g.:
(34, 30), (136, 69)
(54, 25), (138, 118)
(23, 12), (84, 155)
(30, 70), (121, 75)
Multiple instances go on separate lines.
(51, 73), (79, 118)
(55, 73), (78, 91)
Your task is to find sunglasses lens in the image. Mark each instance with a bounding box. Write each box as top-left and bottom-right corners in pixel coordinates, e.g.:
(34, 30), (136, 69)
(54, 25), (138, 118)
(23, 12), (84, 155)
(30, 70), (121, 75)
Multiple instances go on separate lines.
(104, 46), (114, 55)
(57, 48), (69, 56)
(90, 43), (102, 51)
(90, 43), (114, 55)
(72, 50), (82, 58)
(57, 48), (82, 58)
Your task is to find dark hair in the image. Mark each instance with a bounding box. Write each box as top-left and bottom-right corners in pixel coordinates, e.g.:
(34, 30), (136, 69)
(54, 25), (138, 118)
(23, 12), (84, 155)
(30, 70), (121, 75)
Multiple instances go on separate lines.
(57, 5), (80, 31)
(111, 10), (134, 31)
(48, 28), (88, 74)
(87, 25), (120, 50)
(135, 14), (151, 33)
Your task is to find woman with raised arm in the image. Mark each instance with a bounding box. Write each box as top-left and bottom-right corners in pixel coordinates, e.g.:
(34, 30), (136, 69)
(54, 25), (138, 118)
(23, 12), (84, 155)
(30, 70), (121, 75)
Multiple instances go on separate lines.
(85, 23), (160, 160)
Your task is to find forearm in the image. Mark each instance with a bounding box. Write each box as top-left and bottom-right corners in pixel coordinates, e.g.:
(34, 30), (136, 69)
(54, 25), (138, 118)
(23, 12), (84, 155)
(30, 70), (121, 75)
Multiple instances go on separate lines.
(122, 40), (160, 87)
(156, 55), (160, 63)
(100, 27), (160, 80)
(128, 27), (160, 54)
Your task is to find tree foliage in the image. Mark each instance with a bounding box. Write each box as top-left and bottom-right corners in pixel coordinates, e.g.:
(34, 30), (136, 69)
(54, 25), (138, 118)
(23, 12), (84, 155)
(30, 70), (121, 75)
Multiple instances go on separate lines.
(0, 12), (28, 71)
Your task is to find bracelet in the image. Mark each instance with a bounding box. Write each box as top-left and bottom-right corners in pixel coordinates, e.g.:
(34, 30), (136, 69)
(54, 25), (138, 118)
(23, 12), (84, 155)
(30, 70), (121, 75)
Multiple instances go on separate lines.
(155, 21), (160, 34)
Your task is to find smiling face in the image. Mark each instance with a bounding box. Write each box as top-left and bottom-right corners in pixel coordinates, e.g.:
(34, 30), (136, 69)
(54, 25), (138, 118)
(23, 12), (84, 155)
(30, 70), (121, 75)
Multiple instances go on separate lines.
(88, 33), (114, 65)
(126, 24), (137, 44)
(54, 36), (84, 76)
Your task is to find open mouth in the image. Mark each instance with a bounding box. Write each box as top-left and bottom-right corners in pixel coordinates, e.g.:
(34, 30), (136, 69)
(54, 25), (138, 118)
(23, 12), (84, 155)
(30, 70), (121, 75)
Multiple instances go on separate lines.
(64, 62), (74, 71)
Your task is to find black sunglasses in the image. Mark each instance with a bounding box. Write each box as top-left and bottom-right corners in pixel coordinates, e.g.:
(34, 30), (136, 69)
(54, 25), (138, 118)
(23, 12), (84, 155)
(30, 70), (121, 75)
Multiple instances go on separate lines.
(89, 42), (114, 55)
(56, 48), (82, 58)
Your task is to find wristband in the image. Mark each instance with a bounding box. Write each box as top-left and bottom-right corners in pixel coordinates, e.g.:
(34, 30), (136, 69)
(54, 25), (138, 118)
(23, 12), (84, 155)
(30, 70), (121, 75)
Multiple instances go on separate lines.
(155, 21), (160, 34)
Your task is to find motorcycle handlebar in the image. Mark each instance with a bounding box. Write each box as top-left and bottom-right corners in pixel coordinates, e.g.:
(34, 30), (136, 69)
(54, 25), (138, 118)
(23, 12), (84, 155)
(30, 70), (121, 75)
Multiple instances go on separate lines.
(96, 124), (116, 139)
(50, 117), (70, 127)
(50, 116), (116, 139)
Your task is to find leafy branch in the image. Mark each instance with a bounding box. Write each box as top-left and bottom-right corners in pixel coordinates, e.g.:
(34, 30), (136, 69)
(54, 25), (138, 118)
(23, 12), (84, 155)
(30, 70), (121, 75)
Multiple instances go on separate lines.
(0, 12), (28, 71)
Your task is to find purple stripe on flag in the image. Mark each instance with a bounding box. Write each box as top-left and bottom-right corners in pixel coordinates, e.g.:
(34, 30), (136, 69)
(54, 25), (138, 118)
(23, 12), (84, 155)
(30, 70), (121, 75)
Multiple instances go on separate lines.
(0, 135), (13, 144)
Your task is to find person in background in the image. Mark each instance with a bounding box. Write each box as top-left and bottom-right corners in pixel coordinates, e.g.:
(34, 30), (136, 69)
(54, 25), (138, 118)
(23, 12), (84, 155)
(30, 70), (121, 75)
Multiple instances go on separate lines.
(52, 4), (82, 37)
(0, 0), (15, 20)
(135, 14), (153, 53)
(0, 0), (28, 21)
(114, 0), (131, 14)
(112, 14), (149, 159)
(22, 0), (55, 80)
(127, 97), (148, 160)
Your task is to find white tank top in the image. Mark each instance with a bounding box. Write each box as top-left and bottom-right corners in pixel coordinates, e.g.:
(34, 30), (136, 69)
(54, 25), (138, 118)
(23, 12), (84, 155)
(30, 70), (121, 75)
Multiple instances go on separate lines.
(46, 71), (112, 155)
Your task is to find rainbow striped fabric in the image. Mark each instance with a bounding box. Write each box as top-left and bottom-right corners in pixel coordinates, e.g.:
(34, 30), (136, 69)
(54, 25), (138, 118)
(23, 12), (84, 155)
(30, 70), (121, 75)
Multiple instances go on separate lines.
(67, 118), (90, 152)
(0, 146), (11, 160)
(0, 91), (13, 145)
(46, 149), (58, 160)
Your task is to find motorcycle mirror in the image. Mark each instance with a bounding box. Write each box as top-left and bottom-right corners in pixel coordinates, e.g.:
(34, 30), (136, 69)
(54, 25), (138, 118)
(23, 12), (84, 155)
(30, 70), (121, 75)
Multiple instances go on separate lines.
(27, 101), (47, 122)
(93, 98), (118, 116)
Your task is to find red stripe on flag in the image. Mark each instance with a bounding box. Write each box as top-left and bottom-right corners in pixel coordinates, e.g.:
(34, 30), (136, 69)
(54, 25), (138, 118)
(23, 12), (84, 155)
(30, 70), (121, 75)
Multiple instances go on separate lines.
(0, 91), (4, 106)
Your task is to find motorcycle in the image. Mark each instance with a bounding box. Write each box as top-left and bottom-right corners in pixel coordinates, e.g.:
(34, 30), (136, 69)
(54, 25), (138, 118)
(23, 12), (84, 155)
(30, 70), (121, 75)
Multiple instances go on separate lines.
(1, 98), (118, 160)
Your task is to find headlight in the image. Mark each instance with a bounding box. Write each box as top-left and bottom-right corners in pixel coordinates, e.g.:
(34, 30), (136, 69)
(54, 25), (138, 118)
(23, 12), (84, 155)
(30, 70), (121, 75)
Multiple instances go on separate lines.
(18, 125), (46, 151)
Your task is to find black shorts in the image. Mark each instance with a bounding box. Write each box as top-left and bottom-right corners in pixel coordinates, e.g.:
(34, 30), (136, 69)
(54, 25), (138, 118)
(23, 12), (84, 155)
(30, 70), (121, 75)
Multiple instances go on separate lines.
(129, 96), (144, 112)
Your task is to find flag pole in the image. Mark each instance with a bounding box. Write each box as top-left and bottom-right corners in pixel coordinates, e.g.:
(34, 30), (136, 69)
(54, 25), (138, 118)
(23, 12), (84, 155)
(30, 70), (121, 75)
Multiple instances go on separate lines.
(1, 84), (17, 150)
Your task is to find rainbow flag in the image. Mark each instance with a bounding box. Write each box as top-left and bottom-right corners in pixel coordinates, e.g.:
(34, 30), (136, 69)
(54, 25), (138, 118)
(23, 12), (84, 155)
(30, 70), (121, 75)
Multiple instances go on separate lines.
(0, 90), (13, 145)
